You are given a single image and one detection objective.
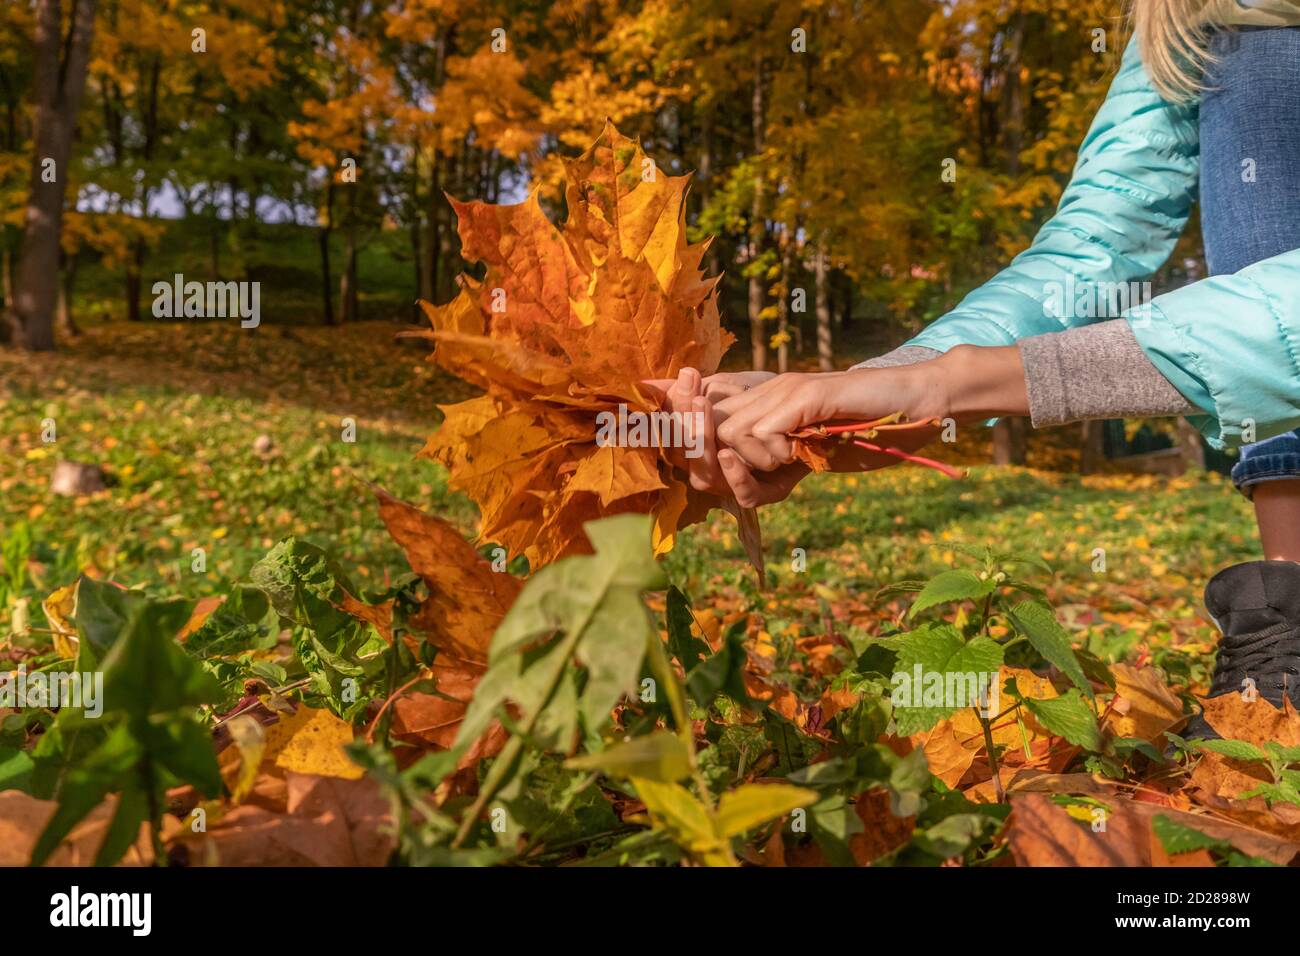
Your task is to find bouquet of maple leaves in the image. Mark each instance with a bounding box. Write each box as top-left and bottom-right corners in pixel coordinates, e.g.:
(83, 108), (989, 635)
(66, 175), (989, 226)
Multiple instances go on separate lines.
(409, 123), (731, 568)
(411, 122), (959, 576)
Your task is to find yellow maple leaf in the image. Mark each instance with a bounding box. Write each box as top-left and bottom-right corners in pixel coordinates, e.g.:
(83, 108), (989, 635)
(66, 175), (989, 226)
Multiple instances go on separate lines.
(265, 706), (363, 781)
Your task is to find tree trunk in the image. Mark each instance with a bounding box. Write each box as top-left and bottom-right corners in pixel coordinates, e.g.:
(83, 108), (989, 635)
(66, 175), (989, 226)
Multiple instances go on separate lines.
(1079, 420), (1106, 474)
(2, 234), (12, 312)
(125, 236), (144, 321)
(319, 178), (334, 325)
(838, 271), (854, 329)
(815, 244), (833, 372)
(209, 210), (222, 278)
(1176, 418), (1206, 470)
(425, 32), (447, 305)
(699, 110), (720, 283)
(409, 147), (424, 319)
(992, 417), (1027, 466)
(748, 51), (767, 371)
(10, 0), (97, 351)
(988, 11), (1030, 466)
(426, 148), (441, 303)
(776, 227), (793, 373)
(56, 249), (79, 338)
(338, 221), (357, 324)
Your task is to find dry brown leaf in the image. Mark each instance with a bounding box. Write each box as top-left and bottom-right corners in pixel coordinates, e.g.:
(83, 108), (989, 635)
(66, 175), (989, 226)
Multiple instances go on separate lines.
(849, 789), (914, 865)
(1123, 800), (1300, 865)
(1006, 793), (1149, 866)
(373, 488), (517, 766)
(374, 487), (519, 664)
(1105, 662), (1184, 743)
(1199, 691), (1300, 746)
(966, 769), (1118, 805)
(171, 773), (393, 867)
(0, 791), (153, 867)
(1190, 695), (1300, 803)
(911, 722), (980, 789)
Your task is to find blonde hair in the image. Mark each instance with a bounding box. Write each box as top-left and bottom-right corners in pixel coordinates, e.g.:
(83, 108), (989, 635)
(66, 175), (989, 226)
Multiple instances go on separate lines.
(1132, 0), (1221, 102)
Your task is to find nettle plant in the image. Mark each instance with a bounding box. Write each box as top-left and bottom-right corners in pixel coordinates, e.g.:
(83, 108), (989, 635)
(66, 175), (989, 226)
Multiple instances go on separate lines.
(868, 546), (1139, 794)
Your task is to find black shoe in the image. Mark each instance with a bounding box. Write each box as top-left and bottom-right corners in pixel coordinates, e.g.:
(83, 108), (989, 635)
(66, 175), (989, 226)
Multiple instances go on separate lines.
(1182, 560), (1300, 741)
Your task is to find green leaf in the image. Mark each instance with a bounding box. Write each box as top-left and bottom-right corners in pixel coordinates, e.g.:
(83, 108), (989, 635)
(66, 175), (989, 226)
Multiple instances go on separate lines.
(1241, 781), (1300, 808)
(456, 514), (666, 747)
(96, 595), (219, 718)
(249, 538), (357, 636)
(94, 788), (150, 867)
(887, 747), (933, 817)
(1265, 742), (1300, 765)
(665, 586), (710, 668)
(686, 620), (750, 707)
(1196, 739), (1271, 763)
(908, 570), (995, 618)
(1006, 600), (1092, 698)
(184, 585), (278, 657)
(500, 757), (619, 847)
(807, 795), (863, 867)
(714, 783), (816, 838)
(31, 724), (141, 866)
(1025, 690), (1104, 751)
(892, 625), (1003, 735)
(73, 576), (139, 656)
(911, 813), (991, 858)
(0, 746), (34, 793)
(1150, 815), (1230, 856)
(565, 731), (692, 783)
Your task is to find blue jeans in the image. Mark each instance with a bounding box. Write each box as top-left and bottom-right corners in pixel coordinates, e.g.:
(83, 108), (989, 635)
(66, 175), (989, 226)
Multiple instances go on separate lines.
(1199, 28), (1300, 495)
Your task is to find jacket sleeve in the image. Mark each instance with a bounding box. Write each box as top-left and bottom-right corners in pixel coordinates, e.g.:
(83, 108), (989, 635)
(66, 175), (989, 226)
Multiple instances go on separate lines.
(905, 36), (1200, 353)
(1130, 248), (1300, 448)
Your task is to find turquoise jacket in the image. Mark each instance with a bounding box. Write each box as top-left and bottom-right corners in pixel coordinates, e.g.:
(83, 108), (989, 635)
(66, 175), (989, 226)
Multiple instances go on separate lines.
(905, 37), (1300, 449)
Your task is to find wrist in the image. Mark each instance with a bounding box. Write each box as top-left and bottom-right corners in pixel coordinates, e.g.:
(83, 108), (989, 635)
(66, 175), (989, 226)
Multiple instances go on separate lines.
(932, 344), (1030, 423)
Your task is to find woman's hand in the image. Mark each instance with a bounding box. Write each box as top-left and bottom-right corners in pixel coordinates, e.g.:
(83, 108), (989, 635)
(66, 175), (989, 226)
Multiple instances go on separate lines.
(712, 366), (945, 472)
(710, 346), (1031, 507)
(713, 345), (1029, 474)
(698, 369), (777, 401)
(638, 367), (729, 495)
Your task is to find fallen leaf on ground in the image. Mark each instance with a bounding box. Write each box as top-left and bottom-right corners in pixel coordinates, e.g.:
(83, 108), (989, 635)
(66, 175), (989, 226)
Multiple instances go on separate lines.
(1105, 662), (1184, 743)
(170, 772), (393, 866)
(0, 791), (152, 866)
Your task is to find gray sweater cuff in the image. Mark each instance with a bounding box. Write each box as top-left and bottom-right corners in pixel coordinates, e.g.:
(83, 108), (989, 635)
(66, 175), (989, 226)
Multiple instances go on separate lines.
(852, 345), (942, 370)
(1017, 320), (1196, 427)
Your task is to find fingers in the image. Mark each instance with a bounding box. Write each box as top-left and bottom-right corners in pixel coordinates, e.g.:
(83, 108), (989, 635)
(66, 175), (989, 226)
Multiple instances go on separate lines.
(660, 368), (700, 472)
(685, 395), (727, 493)
(718, 449), (807, 508)
(701, 370), (777, 402)
(715, 377), (814, 471)
(646, 368), (730, 496)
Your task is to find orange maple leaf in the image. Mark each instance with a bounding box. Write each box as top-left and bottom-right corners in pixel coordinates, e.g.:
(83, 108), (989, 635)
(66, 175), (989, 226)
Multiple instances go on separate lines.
(412, 122), (732, 569)
(372, 488), (515, 763)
